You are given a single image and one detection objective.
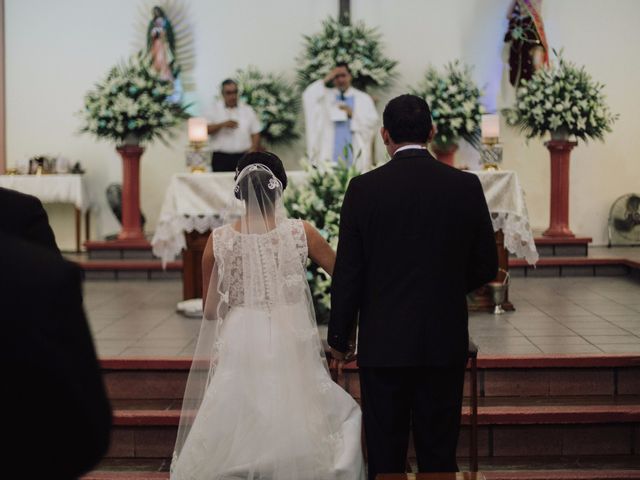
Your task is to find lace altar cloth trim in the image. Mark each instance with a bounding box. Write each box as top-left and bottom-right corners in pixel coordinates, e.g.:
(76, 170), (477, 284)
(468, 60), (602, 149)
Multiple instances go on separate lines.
(152, 170), (539, 267)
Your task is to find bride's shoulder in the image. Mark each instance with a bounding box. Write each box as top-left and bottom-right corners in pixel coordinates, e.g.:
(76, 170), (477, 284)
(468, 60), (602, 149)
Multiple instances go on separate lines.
(212, 223), (233, 237)
(283, 218), (311, 243)
(210, 224), (236, 254)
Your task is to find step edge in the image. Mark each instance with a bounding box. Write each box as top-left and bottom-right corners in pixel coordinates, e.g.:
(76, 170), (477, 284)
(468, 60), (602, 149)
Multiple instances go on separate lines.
(100, 355), (640, 371)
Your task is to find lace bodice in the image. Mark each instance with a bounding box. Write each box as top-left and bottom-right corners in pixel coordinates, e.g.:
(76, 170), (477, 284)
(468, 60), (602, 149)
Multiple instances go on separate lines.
(212, 219), (308, 311)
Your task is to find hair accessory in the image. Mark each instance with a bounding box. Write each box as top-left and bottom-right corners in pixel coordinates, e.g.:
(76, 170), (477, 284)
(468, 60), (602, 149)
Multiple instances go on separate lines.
(267, 177), (281, 190)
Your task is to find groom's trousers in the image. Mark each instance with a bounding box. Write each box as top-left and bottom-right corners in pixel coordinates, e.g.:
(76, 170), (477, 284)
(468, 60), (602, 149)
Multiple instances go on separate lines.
(359, 362), (467, 480)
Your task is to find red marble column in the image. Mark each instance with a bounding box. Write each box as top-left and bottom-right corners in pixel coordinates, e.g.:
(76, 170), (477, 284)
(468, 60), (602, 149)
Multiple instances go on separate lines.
(116, 145), (145, 241)
(543, 140), (578, 238)
(432, 144), (458, 167)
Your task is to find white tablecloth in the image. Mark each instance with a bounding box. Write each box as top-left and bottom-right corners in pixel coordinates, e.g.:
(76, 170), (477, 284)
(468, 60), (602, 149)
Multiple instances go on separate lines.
(152, 172), (307, 265)
(152, 170), (538, 266)
(472, 170), (539, 265)
(0, 174), (90, 212)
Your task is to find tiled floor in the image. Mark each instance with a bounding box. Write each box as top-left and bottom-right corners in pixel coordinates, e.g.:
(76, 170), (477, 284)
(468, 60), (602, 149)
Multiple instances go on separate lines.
(83, 276), (640, 358)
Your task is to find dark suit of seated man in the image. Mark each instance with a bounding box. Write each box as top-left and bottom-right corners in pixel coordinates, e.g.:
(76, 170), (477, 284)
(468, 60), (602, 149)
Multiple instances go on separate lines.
(0, 187), (60, 253)
(0, 232), (112, 479)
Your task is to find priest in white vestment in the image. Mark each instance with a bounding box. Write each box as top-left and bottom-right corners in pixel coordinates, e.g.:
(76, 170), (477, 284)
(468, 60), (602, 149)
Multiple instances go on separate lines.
(303, 63), (379, 171)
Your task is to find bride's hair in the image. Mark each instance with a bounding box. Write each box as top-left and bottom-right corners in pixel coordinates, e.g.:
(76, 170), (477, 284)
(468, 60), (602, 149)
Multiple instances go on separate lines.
(234, 152), (288, 204)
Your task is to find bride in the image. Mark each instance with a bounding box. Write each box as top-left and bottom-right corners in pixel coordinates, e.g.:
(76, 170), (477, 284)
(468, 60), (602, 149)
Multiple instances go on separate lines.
(171, 152), (365, 479)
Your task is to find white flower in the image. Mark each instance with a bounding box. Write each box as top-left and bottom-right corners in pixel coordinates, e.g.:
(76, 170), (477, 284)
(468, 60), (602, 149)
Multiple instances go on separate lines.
(549, 114), (563, 130)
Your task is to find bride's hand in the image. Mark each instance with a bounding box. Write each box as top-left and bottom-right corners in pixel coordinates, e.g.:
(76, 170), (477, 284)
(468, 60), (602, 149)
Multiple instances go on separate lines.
(329, 348), (346, 377)
(329, 357), (344, 373)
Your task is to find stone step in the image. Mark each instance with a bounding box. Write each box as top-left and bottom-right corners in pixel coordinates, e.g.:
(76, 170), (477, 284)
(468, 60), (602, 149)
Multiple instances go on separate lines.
(532, 236), (593, 258)
(85, 239), (155, 260)
(82, 473), (168, 480)
(100, 355), (640, 401)
(108, 400), (640, 428)
(103, 397), (640, 461)
(78, 259), (182, 280)
(64, 254), (183, 280)
(82, 470), (640, 480)
(378, 471), (640, 480)
(509, 257), (640, 278)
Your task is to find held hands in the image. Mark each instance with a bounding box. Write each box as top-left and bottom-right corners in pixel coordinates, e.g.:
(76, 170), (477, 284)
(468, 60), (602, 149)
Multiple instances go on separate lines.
(223, 120), (239, 129)
(329, 344), (356, 376)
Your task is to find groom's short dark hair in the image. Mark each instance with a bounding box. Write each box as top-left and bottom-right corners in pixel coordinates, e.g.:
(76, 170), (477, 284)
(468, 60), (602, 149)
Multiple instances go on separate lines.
(383, 94), (432, 144)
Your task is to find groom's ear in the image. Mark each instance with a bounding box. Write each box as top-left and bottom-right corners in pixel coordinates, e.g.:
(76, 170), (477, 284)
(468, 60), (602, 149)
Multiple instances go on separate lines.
(427, 124), (436, 143)
(380, 126), (390, 145)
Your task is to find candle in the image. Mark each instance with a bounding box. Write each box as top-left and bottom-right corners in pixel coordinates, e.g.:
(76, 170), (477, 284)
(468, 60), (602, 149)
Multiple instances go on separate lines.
(188, 117), (208, 143)
(481, 114), (500, 141)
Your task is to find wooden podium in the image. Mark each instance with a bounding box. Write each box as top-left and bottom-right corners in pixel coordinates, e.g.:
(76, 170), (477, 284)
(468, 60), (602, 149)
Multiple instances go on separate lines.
(182, 231), (210, 301)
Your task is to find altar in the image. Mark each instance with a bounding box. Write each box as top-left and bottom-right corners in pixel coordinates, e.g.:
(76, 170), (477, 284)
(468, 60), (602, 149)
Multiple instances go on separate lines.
(152, 170), (538, 307)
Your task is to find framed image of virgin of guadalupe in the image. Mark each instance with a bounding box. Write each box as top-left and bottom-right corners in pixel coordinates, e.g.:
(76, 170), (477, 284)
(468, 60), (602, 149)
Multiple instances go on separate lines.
(137, 2), (196, 102)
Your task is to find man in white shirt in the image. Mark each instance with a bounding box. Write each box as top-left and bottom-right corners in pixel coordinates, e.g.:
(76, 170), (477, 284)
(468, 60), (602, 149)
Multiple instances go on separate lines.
(303, 63), (379, 171)
(206, 79), (262, 171)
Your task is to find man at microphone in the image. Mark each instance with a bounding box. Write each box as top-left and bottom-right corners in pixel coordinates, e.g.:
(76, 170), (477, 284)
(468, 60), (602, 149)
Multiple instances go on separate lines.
(302, 63), (378, 170)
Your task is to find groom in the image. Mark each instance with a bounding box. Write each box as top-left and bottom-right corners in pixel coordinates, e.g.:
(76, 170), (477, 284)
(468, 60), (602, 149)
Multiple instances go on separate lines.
(329, 94), (498, 478)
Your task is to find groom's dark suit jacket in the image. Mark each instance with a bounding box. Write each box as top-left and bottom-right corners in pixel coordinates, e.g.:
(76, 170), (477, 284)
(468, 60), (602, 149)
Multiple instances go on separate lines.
(329, 148), (498, 367)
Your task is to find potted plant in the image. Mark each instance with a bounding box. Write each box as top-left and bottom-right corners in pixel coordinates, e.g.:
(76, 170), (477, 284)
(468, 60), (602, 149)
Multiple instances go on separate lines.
(235, 66), (300, 146)
(296, 16), (397, 92)
(504, 51), (618, 237)
(80, 52), (189, 243)
(411, 61), (484, 166)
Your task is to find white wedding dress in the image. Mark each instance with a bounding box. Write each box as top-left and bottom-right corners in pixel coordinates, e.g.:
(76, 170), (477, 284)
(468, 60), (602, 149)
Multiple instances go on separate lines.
(171, 164), (365, 480)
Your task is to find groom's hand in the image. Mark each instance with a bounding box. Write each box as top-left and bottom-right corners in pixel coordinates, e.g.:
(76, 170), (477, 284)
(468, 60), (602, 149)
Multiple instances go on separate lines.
(330, 348), (346, 361)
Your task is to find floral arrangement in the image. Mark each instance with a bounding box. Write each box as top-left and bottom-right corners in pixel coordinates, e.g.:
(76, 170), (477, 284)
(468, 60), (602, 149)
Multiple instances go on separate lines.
(284, 159), (360, 323)
(504, 51), (618, 141)
(296, 16), (397, 91)
(411, 60), (484, 149)
(80, 52), (189, 145)
(235, 66), (300, 145)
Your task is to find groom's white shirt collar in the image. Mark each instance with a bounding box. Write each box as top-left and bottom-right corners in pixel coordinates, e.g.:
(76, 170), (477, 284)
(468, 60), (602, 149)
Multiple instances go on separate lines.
(394, 144), (427, 154)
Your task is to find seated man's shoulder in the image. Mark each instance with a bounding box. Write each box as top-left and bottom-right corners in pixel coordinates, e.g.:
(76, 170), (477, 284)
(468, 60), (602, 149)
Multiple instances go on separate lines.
(0, 187), (42, 209)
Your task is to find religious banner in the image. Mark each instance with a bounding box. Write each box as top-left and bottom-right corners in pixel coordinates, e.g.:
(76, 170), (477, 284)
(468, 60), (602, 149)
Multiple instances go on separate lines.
(504, 0), (549, 87)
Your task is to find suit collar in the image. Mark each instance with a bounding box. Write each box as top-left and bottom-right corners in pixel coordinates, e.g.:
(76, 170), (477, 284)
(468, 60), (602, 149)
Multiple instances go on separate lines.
(391, 147), (432, 161)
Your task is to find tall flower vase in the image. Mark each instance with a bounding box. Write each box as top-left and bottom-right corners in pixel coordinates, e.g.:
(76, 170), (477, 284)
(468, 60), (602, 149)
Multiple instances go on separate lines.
(432, 144), (458, 167)
(543, 139), (578, 238)
(116, 144), (147, 242)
